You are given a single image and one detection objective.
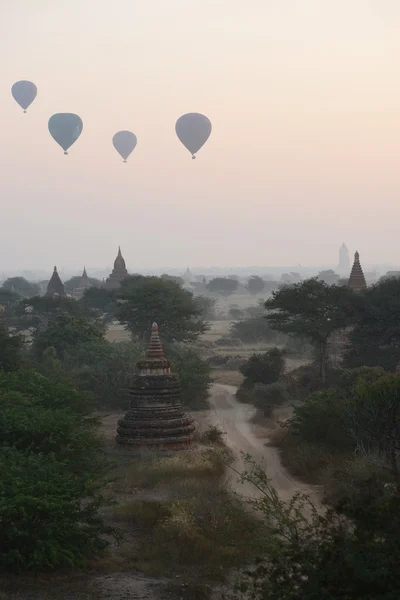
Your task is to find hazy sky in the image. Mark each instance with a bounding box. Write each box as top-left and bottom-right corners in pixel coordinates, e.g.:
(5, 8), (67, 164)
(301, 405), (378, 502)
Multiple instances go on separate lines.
(1, 0), (400, 271)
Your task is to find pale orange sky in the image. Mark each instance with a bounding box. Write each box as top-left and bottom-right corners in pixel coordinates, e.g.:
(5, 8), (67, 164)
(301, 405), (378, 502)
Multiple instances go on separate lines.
(1, 0), (400, 271)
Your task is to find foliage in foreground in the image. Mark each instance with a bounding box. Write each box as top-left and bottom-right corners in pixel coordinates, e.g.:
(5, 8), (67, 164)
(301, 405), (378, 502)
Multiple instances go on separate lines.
(0, 369), (109, 573)
(236, 458), (400, 600)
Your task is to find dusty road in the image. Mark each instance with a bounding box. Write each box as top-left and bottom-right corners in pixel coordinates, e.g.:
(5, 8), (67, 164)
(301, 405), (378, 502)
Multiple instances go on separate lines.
(206, 383), (316, 503)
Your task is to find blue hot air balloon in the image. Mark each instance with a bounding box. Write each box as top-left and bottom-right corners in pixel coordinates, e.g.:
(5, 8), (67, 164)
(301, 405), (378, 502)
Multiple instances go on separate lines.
(112, 131), (137, 162)
(175, 113), (212, 159)
(48, 114), (83, 155)
(11, 80), (37, 113)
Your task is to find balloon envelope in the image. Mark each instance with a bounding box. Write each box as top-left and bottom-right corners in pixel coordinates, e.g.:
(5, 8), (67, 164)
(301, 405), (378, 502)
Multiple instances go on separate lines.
(112, 131), (137, 161)
(48, 114), (83, 154)
(175, 113), (212, 158)
(11, 81), (37, 112)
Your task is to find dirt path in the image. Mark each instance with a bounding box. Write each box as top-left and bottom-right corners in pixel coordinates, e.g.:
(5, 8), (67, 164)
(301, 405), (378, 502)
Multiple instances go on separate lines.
(206, 383), (316, 503)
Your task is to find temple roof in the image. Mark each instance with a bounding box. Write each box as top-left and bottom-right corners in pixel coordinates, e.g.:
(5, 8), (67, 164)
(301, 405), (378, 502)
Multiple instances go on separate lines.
(82, 267), (89, 281)
(113, 246), (127, 271)
(348, 251), (367, 292)
(46, 266), (65, 297)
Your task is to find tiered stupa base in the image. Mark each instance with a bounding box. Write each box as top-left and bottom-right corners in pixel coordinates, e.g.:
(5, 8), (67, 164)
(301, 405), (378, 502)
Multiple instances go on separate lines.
(115, 323), (196, 450)
(116, 407), (196, 449)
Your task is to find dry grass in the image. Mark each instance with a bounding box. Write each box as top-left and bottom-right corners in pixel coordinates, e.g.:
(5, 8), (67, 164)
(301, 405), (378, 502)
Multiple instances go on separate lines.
(211, 370), (244, 386)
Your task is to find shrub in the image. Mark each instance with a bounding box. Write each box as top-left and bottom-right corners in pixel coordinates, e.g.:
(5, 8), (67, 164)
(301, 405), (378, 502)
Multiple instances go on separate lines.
(288, 388), (354, 453)
(239, 348), (286, 387)
(252, 381), (291, 417)
(0, 447), (108, 573)
(167, 345), (212, 410)
(231, 316), (280, 344)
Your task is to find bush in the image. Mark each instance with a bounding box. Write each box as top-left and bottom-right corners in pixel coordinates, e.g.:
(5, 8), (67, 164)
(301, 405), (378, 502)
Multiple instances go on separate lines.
(63, 340), (144, 410)
(288, 388), (354, 453)
(167, 345), (212, 410)
(0, 447), (108, 573)
(252, 381), (291, 417)
(231, 316), (280, 344)
(239, 348), (286, 387)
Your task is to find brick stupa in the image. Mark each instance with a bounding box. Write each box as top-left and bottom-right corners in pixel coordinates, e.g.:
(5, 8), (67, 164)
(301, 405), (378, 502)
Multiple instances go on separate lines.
(348, 251), (367, 292)
(116, 323), (196, 449)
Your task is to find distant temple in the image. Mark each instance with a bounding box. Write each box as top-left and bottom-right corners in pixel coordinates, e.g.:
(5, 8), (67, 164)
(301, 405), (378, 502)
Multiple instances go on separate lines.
(337, 243), (350, 274)
(182, 267), (193, 283)
(73, 267), (91, 299)
(116, 323), (196, 450)
(105, 247), (128, 290)
(46, 266), (65, 297)
(348, 251), (367, 292)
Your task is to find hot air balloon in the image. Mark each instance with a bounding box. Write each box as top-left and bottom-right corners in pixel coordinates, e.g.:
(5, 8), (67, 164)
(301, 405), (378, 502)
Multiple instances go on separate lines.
(48, 113), (83, 155)
(11, 80), (37, 113)
(112, 131), (137, 163)
(175, 113), (212, 159)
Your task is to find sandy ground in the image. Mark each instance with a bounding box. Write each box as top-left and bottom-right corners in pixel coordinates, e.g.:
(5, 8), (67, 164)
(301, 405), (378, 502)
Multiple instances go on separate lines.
(205, 383), (316, 504)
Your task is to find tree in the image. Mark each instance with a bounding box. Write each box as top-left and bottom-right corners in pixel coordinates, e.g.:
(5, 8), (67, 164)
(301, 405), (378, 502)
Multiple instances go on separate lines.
(166, 344), (212, 409)
(344, 278), (400, 372)
(348, 374), (400, 491)
(231, 316), (280, 344)
(161, 274), (185, 285)
(117, 277), (207, 343)
(64, 275), (102, 294)
(0, 325), (24, 371)
(206, 277), (238, 298)
(246, 276), (265, 295)
(10, 295), (93, 335)
(80, 287), (118, 323)
(239, 348), (286, 387)
(194, 295), (217, 320)
(265, 279), (358, 383)
(317, 269), (340, 286)
(2, 277), (40, 298)
(32, 315), (103, 360)
(0, 369), (109, 572)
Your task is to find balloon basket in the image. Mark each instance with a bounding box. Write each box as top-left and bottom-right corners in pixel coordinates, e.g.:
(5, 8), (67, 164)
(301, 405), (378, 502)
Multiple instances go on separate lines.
(64, 151), (68, 155)
(23, 110), (27, 114)
(192, 155), (196, 160)
(123, 160), (127, 163)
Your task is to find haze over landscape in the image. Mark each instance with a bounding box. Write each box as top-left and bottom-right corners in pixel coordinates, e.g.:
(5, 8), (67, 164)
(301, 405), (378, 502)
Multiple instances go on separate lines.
(2, 0), (400, 271)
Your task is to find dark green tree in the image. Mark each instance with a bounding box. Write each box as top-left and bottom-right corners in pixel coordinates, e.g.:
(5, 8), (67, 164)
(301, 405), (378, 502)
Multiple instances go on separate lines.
(80, 286), (118, 323)
(348, 374), (400, 491)
(161, 273), (185, 285)
(344, 277), (400, 372)
(206, 277), (238, 298)
(317, 269), (340, 285)
(246, 275), (265, 295)
(265, 279), (358, 383)
(32, 315), (103, 360)
(0, 326), (24, 372)
(2, 277), (40, 298)
(239, 348), (286, 387)
(117, 277), (207, 343)
(64, 275), (102, 295)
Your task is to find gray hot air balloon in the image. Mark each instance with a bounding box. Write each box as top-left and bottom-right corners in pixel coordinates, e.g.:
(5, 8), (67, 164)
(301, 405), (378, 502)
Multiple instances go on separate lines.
(48, 113), (83, 155)
(112, 131), (137, 163)
(11, 80), (37, 113)
(175, 113), (212, 159)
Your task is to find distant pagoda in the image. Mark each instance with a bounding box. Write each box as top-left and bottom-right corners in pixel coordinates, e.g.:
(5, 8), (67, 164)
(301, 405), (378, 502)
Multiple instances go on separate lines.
(105, 247), (128, 290)
(73, 267), (91, 299)
(337, 243), (350, 274)
(116, 323), (196, 450)
(348, 251), (367, 292)
(46, 266), (65, 297)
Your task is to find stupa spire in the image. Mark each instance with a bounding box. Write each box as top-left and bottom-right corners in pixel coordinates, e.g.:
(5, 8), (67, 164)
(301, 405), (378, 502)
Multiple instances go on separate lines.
(348, 251), (367, 292)
(146, 322), (165, 360)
